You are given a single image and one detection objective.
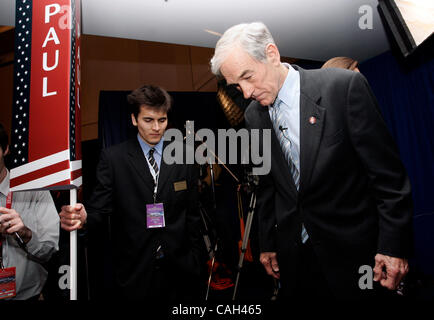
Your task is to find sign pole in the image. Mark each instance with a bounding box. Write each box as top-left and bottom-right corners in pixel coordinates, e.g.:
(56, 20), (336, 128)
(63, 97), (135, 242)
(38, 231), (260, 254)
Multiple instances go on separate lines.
(70, 188), (77, 300)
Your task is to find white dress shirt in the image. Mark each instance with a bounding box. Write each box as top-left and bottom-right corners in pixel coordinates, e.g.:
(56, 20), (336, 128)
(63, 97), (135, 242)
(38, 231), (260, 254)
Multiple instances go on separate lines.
(0, 169), (59, 300)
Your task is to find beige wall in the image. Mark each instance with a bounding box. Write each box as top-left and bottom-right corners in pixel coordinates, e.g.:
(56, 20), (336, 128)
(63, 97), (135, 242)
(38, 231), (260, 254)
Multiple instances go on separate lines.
(80, 35), (217, 141)
(0, 34), (218, 141)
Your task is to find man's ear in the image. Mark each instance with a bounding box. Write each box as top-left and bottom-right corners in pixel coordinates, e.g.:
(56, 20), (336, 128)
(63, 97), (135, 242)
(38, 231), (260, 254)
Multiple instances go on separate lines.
(131, 114), (138, 127)
(4, 145), (9, 156)
(265, 43), (280, 66)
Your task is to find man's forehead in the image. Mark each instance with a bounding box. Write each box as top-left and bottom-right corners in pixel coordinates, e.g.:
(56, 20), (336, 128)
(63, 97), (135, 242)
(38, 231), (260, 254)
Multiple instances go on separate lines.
(138, 106), (167, 118)
(220, 47), (258, 83)
(223, 69), (253, 86)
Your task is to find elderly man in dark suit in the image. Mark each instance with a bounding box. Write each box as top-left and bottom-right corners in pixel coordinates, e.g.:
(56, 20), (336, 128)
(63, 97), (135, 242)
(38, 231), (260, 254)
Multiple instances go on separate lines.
(210, 22), (412, 299)
(59, 85), (204, 300)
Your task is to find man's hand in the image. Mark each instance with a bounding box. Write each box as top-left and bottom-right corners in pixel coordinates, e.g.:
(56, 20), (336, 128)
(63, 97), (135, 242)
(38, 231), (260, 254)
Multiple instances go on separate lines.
(0, 207), (32, 243)
(373, 253), (409, 290)
(260, 252), (280, 279)
(59, 203), (87, 232)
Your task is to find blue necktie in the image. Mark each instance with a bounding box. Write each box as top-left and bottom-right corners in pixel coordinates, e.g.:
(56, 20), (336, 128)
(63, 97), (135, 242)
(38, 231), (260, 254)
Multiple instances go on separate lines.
(271, 99), (309, 243)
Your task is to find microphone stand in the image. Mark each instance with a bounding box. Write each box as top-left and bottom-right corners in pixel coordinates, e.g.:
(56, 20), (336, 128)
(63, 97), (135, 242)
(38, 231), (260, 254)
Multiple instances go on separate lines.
(205, 156), (218, 301)
(185, 122), (257, 300)
(205, 242), (218, 301)
(186, 128), (239, 301)
(232, 184), (257, 300)
(209, 161), (217, 212)
(183, 121), (240, 185)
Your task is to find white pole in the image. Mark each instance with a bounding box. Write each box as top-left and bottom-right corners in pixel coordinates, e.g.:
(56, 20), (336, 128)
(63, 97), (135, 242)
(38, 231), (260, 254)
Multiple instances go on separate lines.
(70, 188), (77, 300)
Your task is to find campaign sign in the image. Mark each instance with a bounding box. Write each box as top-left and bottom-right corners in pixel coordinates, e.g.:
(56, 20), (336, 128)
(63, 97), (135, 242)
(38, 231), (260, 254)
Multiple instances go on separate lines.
(10, 0), (82, 191)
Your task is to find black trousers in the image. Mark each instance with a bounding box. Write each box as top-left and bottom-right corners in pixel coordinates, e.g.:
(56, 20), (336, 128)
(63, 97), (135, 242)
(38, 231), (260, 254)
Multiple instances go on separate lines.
(293, 239), (334, 299)
(280, 239), (400, 300)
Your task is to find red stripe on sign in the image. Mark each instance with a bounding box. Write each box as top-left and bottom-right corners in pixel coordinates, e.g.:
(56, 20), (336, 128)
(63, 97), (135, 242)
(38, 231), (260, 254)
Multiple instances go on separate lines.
(71, 168), (82, 181)
(29, 0), (72, 163)
(10, 160), (70, 188)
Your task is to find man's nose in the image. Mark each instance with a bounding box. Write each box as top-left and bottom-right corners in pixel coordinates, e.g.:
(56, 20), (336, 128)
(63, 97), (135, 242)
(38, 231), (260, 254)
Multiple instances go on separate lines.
(152, 121), (160, 131)
(240, 83), (253, 100)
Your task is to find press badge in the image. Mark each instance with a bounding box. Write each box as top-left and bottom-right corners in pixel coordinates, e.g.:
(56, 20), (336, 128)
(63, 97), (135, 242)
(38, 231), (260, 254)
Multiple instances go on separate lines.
(0, 267), (17, 300)
(146, 203), (165, 228)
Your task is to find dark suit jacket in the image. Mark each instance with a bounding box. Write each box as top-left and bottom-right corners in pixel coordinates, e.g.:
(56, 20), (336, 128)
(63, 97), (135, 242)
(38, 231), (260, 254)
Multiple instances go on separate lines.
(245, 66), (413, 298)
(86, 138), (203, 300)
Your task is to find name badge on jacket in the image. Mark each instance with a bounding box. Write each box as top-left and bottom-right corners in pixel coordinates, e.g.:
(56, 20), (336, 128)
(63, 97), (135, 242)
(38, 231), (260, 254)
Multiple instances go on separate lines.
(173, 180), (187, 192)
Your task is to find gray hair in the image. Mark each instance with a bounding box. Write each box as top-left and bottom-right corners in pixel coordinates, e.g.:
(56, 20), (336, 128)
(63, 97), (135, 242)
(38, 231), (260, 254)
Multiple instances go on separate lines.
(210, 22), (275, 77)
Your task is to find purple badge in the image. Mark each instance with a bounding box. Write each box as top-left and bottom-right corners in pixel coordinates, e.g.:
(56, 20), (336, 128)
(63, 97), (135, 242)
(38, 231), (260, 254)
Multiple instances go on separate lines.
(146, 203), (165, 228)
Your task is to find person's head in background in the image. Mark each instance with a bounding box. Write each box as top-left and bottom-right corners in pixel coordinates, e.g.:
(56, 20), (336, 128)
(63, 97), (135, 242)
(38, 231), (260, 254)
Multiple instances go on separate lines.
(127, 85), (172, 146)
(0, 123), (10, 180)
(321, 56), (360, 72)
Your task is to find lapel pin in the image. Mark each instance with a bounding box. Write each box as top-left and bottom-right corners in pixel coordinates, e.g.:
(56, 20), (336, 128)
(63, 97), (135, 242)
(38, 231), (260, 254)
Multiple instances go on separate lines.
(309, 116), (317, 125)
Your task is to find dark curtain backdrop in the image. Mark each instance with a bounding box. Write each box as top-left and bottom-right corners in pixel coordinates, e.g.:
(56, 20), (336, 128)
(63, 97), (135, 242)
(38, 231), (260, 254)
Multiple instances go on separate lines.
(98, 91), (230, 149)
(360, 51), (434, 277)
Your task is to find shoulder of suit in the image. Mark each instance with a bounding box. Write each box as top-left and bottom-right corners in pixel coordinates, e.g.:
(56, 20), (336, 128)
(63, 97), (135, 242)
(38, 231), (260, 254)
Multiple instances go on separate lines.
(101, 138), (137, 158)
(300, 67), (364, 97)
(303, 67), (356, 83)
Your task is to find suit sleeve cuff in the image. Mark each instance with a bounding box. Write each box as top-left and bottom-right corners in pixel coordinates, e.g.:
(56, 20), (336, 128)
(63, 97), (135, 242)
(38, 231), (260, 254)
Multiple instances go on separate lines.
(377, 231), (413, 259)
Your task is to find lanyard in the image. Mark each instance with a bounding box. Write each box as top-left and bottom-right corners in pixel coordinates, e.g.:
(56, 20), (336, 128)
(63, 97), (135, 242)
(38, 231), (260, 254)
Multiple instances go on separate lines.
(5, 192), (12, 209)
(145, 154), (159, 203)
(0, 192), (12, 269)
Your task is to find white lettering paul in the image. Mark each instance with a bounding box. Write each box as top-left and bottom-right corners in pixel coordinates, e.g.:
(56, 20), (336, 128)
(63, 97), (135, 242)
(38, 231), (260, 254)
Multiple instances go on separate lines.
(45, 4), (61, 23)
(42, 49), (59, 71)
(42, 4), (62, 97)
(42, 27), (60, 47)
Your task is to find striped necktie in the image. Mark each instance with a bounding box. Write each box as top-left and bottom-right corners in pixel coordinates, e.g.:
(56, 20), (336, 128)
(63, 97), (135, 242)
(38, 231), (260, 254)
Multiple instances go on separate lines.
(270, 99), (300, 188)
(148, 148), (159, 177)
(271, 98), (308, 244)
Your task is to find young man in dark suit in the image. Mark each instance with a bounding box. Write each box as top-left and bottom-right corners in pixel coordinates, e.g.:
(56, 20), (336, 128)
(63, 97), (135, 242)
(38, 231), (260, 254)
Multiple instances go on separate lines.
(60, 85), (204, 300)
(210, 22), (412, 299)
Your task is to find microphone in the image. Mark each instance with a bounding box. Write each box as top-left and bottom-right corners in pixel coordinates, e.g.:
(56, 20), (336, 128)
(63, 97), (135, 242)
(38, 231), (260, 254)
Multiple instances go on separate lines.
(279, 125), (287, 132)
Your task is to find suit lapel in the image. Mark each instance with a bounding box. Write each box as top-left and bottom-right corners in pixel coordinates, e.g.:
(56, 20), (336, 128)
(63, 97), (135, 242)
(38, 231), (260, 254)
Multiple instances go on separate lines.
(127, 139), (155, 194)
(295, 66), (326, 196)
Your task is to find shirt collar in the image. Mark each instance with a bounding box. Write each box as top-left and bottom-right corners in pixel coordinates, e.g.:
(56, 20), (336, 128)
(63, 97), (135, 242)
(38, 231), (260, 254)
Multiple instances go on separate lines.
(137, 134), (164, 157)
(0, 169), (10, 197)
(275, 63), (299, 107)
